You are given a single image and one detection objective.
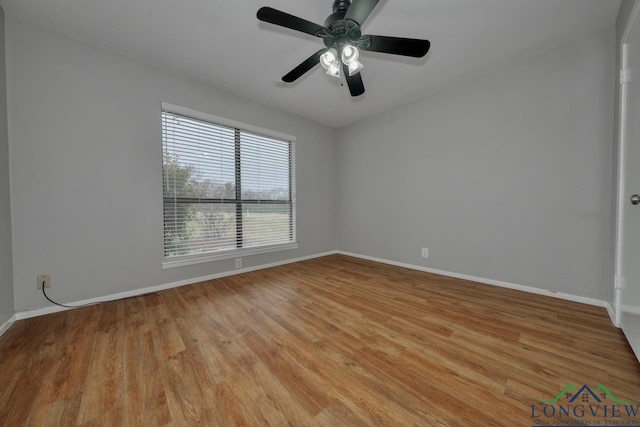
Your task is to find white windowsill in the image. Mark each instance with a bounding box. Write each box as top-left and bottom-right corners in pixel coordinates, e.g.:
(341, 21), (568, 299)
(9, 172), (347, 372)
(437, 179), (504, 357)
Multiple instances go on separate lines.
(162, 243), (299, 269)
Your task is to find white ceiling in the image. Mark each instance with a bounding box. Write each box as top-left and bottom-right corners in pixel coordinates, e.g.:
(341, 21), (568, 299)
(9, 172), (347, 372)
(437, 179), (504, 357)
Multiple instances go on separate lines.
(0, 0), (621, 128)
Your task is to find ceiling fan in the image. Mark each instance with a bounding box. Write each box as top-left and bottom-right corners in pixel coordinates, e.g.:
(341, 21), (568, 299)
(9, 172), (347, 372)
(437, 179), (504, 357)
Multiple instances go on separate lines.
(257, 0), (431, 97)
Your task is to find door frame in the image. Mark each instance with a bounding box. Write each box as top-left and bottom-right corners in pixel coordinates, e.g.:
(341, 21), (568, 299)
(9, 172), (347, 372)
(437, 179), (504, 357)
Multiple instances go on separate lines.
(615, 0), (640, 327)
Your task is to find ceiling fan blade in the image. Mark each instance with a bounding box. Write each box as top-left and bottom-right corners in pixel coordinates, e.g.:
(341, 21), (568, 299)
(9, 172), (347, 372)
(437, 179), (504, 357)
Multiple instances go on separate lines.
(257, 7), (326, 37)
(344, 0), (380, 26)
(282, 49), (327, 83)
(343, 64), (365, 97)
(361, 35), (431, 58)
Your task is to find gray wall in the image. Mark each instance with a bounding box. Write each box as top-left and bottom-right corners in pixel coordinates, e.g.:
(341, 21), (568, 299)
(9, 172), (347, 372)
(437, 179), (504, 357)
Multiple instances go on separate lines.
(0, 7), (13, 324)
(6, 18), (337, 311)
(336, 27), (616, 301)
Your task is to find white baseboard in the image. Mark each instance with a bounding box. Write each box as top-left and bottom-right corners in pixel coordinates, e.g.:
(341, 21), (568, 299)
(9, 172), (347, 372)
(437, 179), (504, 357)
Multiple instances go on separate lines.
(11, 249), (617, 329)
(14, 250), (338, 321)
(0, 314), (16, 338)
(606, 302), (616, 326)
(337, 250), (616, 325)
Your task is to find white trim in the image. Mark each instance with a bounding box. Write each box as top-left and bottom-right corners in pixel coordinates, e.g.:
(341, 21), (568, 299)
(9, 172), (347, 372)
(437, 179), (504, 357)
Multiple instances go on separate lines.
(161, 102), (296, 142)
(605, 302), (616, 326)
(0, 314), (16, 337)
(337, 251), (614, 316)
(14, 251), (337, 320)
(615, 39), (629, 328)
(615, 0), (640, 331)
(162, 243), (299, 269)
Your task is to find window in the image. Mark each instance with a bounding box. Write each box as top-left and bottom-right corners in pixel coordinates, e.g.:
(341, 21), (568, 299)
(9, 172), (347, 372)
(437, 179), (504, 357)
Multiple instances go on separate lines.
(161, 103), (296, 268)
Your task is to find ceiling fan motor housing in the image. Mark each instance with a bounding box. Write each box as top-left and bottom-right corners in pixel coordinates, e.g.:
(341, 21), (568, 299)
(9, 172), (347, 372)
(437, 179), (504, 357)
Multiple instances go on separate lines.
(324, 0), (362, 49)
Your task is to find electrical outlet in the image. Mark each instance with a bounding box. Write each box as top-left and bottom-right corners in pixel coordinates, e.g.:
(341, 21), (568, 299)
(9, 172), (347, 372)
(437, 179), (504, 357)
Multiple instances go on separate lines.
(421, 248), (429, 258)
(37, 274), (51, 289)
(235, 258), (242, 269)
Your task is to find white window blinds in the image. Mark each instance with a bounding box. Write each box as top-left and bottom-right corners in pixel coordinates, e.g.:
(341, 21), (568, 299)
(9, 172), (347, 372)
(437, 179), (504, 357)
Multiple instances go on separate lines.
(162, 108), (296, 264)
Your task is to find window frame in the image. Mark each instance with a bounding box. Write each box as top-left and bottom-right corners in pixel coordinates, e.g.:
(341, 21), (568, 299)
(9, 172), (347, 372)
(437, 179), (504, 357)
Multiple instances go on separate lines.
(161, 102), (297, 269)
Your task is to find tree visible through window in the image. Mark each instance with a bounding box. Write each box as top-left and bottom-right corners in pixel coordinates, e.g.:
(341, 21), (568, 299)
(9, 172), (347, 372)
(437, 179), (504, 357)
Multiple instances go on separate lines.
(162, 109), (295, 262)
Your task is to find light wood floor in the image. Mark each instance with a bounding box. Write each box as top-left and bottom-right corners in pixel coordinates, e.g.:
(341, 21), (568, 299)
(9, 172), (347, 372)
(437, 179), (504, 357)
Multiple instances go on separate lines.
(1, 254), (639, 426)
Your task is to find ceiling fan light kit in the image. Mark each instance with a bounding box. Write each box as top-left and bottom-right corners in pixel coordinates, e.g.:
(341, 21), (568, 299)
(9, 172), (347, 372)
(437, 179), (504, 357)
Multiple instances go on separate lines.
(257, 0), (431, 97)
(320, 48), (342, 77)
(341, 44), (364, 76)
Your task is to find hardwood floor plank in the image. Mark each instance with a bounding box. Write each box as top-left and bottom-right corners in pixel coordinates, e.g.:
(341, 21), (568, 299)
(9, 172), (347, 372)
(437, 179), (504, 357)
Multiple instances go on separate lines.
(1, 254), (638, 425)
(314, 399), (372, 427)
(241, 330), (333, 416)
(124, 330), (171, 426)
(161, 350), (205, 425)
(213, 381), (252, 426)
(77, 331), (125, 424)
